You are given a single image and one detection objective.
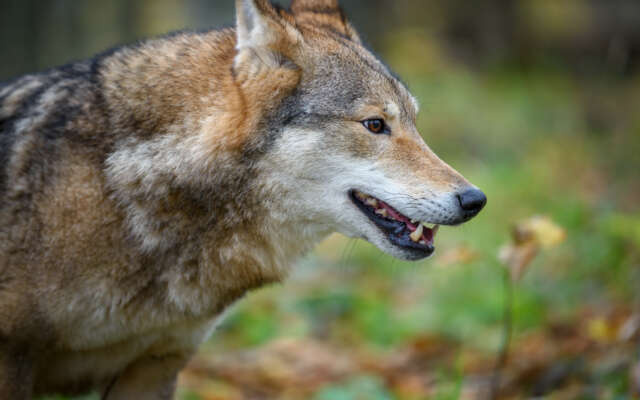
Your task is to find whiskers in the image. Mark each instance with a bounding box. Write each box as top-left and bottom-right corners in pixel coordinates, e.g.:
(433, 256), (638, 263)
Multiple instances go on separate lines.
(338, 238), (358, 270)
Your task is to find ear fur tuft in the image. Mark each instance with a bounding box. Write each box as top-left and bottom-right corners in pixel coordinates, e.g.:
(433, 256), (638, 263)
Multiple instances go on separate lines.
(291, 0), (340, 11)
(290, 0), (360, 42)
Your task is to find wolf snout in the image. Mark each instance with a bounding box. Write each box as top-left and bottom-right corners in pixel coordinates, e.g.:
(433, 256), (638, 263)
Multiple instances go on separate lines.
(456, 188), (487, 221)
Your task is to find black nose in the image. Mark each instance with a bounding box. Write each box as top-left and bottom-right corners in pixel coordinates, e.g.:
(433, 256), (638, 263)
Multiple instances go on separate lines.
(457, 188), (487, 216)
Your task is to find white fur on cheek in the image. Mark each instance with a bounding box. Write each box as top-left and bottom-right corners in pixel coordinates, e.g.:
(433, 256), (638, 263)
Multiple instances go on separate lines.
(261, 127), (461, 261)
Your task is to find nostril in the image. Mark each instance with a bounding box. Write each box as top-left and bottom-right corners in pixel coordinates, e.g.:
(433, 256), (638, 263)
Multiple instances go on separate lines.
(457, 188), (487, 213)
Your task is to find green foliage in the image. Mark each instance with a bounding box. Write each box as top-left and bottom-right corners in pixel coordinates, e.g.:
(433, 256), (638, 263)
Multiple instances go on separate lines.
(312, 376), (395, 400)
(179, 392), (203, 400)
(602, 213), (640, 249)
(221, 303), (280, 346)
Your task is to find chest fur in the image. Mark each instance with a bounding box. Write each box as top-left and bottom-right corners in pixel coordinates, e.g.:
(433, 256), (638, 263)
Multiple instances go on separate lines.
(35, 151), (325, 353)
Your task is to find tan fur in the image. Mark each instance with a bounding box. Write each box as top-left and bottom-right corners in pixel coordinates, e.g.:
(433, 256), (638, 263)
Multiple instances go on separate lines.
(0, 1), (484, 398)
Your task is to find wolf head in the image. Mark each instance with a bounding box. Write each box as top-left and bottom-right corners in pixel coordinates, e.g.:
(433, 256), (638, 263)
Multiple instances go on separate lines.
(233, 0), (486, 261)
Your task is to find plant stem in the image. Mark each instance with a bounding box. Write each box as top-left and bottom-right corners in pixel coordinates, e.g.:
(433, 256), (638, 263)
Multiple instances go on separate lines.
(489, 268), (514, 400)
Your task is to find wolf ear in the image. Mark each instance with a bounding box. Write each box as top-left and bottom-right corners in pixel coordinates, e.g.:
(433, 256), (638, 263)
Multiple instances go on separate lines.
(290, 0), (361, 43)
(236, 0), (277, 51)
(235, 0), (301, 73)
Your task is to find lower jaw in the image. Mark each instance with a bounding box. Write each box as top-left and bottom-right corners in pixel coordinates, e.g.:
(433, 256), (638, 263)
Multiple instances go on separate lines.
(348, 192), (436, 259)
(388, 234), (435, 258)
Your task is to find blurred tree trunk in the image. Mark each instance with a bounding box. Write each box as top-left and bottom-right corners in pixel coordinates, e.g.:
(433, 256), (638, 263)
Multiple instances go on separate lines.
(116, 0), (139, 41)
(1, 0), (638, 81)
(1, 0), (40, 79)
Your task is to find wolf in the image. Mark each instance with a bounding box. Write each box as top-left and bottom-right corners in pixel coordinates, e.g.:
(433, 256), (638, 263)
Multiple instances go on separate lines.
(0, 0), (486, 398)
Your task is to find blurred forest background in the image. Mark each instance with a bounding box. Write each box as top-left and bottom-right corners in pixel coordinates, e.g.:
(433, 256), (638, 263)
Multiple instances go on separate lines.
(3, 0), (639, 399)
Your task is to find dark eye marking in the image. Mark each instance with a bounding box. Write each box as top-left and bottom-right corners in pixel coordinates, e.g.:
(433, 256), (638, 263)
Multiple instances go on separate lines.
(362, 118), (390, 135)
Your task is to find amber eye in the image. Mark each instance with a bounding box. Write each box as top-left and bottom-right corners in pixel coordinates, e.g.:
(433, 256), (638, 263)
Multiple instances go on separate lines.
(362, 119), (389, 135)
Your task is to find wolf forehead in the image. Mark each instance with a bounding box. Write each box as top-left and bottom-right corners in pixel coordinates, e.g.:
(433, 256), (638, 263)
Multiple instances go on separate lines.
(253, 0), (420, 124)
(295, 49), (419, 123)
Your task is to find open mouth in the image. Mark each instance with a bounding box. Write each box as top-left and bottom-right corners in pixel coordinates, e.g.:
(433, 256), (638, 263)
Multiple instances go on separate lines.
(349, 190), (440, 257)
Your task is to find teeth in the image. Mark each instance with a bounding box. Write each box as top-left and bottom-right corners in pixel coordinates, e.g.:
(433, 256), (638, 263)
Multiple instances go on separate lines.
(355, 192), (440, 242)
(421, 222), (441, 231)
(410, 223), (424, 242)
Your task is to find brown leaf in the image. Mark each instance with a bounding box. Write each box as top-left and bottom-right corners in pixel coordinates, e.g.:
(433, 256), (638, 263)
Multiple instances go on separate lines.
(500, 216), (566, 280)
(499, 242), (539, 281)
(518, 216), (567, 248)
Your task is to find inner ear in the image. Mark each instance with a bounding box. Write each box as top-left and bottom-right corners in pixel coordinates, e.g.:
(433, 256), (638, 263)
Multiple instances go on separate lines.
(236, 0), (280, 50)
(237, 0), (259, 45)
(235, 0), (302, 73)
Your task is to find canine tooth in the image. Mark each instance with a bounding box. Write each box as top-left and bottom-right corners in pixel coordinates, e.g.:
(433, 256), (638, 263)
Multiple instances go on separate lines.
(365, 198), (378, 207)
(419, 240), (427, 245)
(410, 224), (424, 242)
(376, 209), (388, 218)
(411, 219), (418, 224)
